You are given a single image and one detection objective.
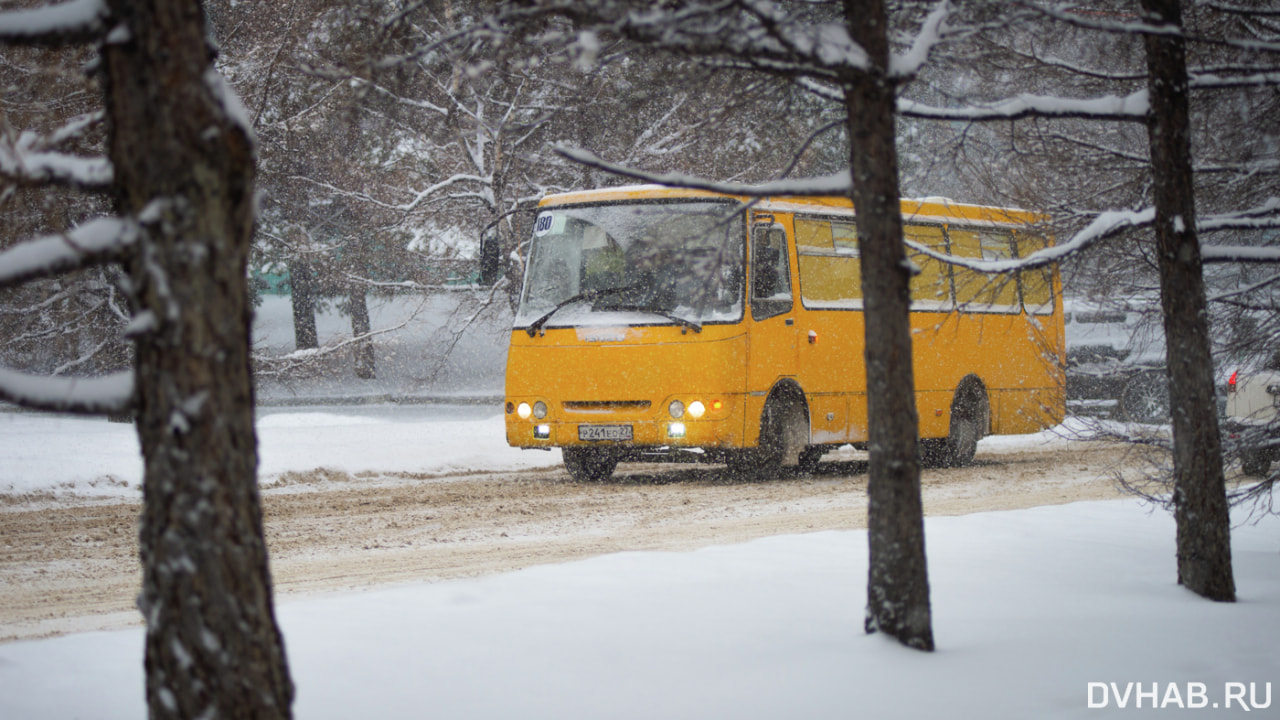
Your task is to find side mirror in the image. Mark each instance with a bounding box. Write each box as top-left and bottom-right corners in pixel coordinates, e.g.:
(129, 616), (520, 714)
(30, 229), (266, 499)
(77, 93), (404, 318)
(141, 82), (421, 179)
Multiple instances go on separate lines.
(480, 234), (502, 286)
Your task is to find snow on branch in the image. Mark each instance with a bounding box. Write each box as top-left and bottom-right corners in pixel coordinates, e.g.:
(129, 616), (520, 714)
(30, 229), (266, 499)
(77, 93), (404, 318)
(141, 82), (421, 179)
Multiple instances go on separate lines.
(0, 366), (132, 414)
(1191, 71), (1280, 90)
(900, 203), (1280, 272)
(796, 77), (843, 102)
(1026, 3), (1181, 38)
(290, 173), (489, 215)
(500, 0), (865, 78)
(1205, 2), (1280, 15)
(1201, 246), (1280, 264)
(1030, 2), (1280, 53)
(905, 209), (1157, 274)
(898, 89), (1149, 122)
(0, 217), (137, 288)
(0, 123), (112, 190)
(889, 1), (952, 79)
(1198, 198), (1280, 234)
(553, 145), (852, 197)
(0, 0), (108, 46)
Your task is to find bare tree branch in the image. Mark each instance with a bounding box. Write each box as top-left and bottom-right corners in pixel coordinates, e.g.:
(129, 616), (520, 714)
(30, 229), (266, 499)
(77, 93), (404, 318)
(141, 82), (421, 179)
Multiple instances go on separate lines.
(553, 144), (852, 196)
(906, 208), (1156, 273)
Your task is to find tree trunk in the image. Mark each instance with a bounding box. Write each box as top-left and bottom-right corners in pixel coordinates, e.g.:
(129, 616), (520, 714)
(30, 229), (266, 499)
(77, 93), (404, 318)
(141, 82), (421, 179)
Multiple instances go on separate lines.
(290, 257), (319, 350)
(844, 0), (934, 651)
(1140, 0), (1235, 601)
(103, 0), (295, 717)
(349, 288), (375, 379)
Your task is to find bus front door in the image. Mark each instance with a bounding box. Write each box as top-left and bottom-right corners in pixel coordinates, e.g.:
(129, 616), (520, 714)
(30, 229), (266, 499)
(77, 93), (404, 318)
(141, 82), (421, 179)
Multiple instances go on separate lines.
(745, 220), (798, 444)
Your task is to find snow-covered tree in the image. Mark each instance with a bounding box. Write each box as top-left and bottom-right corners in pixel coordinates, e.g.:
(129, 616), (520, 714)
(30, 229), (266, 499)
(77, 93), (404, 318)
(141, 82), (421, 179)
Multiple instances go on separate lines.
(1141, 0), (1234, 601)
(887, 0), (1280, 596)
(211, 0), (833, 385)
(0, 1), (294, 716)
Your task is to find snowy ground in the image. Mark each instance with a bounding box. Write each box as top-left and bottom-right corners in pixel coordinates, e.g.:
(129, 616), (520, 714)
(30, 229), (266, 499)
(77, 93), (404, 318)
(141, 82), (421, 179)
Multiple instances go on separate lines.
(0, 404), (562, 501)
(0, 406), (1276, 718)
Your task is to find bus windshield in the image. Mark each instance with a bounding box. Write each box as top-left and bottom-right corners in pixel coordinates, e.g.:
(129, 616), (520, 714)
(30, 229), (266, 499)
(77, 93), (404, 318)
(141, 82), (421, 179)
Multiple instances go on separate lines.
(516, 201), (745, 330)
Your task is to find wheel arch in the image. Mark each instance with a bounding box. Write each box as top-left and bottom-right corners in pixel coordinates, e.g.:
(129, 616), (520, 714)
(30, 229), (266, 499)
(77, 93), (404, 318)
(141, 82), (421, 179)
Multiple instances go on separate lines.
(766, 378), (809, 416)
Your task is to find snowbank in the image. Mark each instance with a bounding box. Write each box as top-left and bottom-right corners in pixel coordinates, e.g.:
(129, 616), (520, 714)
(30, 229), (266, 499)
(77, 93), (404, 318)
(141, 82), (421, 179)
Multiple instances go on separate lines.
(0, 498), (1275, 718)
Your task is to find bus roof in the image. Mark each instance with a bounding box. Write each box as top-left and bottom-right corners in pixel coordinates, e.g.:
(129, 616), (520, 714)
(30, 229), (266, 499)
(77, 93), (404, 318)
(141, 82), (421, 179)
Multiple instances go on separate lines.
(537, 185), (1045, 227)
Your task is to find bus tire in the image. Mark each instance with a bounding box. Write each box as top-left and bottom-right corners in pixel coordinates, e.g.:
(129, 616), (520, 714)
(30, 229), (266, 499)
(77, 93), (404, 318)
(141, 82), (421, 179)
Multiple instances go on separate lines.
(946, 413), (982, 467)
(725, 420), (783, 479)
(942, 379), (989, 468)
(919, 438), (949, 468)
(727, 393), (806, 480)
(562, 447), (618, 482)
(798, 446), (825, 474)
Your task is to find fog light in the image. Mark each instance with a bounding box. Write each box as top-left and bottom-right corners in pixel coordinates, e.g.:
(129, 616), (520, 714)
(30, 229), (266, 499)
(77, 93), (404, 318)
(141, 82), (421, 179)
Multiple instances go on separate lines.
(668, 399), (685, 418)
(668, 422), (686, 438)
(533, 401), (548, 419)
(517, 402), (532, 419)
(534, 424), (551, 439)
(687, 400), (706, 419)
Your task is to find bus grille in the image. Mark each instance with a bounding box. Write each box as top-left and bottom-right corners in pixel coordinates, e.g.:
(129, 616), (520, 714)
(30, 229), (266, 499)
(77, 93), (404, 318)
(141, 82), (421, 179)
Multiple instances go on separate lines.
(562, 400), (652, 413)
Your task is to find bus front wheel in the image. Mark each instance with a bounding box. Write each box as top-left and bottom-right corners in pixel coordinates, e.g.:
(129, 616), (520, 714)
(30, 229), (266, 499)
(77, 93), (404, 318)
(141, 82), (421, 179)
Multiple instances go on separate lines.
(727, 395), (807, 480)
(563, 447), (618, 482)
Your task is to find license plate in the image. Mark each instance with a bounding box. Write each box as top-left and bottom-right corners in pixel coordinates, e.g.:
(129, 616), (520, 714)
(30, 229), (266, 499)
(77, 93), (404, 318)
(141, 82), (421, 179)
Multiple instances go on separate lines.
(578, 424), (633, 442)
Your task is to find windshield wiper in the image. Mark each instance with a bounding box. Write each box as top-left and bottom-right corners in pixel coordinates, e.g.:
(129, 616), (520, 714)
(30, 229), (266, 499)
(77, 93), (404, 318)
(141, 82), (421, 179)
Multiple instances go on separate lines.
(524, 282), (651, 337)
(596, 304), (703, 333)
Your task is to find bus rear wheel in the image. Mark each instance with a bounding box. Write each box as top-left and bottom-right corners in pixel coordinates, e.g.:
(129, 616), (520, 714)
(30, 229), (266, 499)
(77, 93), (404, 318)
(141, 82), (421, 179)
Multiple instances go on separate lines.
(562, 447), (619, 482)
(945, 412), (981, 467)
(924, 382), (988, 468)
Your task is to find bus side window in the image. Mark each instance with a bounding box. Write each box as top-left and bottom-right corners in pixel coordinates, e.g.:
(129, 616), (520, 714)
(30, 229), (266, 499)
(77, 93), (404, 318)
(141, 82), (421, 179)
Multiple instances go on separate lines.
(796, 217), (862, 309)
(951, 227), (1018, 313)
(751, 224), (792, 320)
(1015, 231), (1055, 314)
(904, 224), (951, 310)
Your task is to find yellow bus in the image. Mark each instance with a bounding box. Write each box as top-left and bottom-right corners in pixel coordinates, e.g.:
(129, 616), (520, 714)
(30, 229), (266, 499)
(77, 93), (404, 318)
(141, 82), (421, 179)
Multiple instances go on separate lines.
(504, 185), (1064, 481)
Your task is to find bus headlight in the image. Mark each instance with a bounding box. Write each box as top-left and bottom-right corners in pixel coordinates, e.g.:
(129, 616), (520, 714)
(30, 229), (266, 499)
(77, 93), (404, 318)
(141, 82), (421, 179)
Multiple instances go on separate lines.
(517, 402), (532, 419)
(534, 424), (551, 439)
(687, 400), (706, 419)
(668, 422), (686, 438)
(668, 399), (685, 418)
(533, 401), (548, 419)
